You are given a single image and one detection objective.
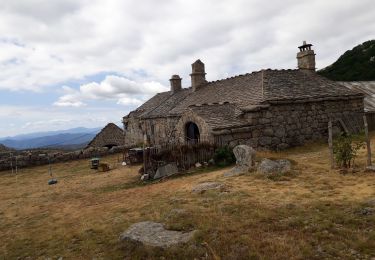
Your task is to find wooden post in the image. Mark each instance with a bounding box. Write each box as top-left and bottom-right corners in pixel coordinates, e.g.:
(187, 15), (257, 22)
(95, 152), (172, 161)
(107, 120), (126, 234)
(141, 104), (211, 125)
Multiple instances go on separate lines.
(328, 120), (335, 169)
(143, 133), (147, 174)
(363, 115), (372, 166)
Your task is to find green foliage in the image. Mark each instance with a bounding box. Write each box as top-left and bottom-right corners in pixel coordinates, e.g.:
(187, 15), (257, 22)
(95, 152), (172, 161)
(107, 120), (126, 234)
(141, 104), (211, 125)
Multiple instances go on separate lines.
(333, 133), (365, 168)
(318, 40), (375, 81)
(213, 146), (235, 167)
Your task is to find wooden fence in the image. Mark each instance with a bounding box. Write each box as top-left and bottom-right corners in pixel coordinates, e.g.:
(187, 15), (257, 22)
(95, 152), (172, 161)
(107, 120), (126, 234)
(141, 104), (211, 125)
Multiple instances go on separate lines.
(144, 142), (217, 172)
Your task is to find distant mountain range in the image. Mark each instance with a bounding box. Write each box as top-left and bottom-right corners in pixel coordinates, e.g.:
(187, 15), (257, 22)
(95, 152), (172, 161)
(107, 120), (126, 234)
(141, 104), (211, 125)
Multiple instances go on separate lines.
(0, 127), (102, 150)
(0, 144), (14, 152)
(318, 40), (375, 81)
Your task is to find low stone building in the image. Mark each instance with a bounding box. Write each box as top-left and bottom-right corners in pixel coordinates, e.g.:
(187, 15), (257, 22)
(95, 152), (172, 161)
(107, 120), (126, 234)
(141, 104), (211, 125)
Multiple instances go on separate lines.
(86, 123), (124, 149)
(339, 81), (375, 130)
(123, 42), (364, 150)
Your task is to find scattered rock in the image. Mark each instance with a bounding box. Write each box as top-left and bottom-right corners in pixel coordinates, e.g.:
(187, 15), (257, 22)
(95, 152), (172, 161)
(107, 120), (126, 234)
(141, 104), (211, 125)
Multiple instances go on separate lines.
(224, 145), (256, 177)
(208, 159), (215, 165)
(154, 163), (178, 179)
(257, 158), (291, 175)
(192, 182), (225, 193)
(365, 165), (375, 172)
(195, 162), (202, 168)
(119, 221), (196, 249)
(140, 174), (149, 181)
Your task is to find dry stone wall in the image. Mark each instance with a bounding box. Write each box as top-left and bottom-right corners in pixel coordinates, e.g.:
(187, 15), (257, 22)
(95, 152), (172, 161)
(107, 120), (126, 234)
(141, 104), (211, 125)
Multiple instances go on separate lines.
(0, 146), (125, 172)
(124, 117), (180, 146)
(214, 98), (364, 149)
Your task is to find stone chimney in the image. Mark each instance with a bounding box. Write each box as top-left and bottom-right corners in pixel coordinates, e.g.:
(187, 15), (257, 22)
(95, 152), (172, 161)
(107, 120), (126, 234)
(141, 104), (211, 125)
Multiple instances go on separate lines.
(297, 41), (316, 71)
(169, 75), (182, 93)
(190, 59), (207, 91)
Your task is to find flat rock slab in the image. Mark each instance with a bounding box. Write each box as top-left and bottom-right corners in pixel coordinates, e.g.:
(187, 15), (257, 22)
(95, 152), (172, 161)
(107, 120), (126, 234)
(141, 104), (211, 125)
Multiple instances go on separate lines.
(192, 182), (225, 193)
(154, 163), (178, 179)
(257, 158), (291, 175)
(223, 166), (247, 177)
(119, 221), (195, 248)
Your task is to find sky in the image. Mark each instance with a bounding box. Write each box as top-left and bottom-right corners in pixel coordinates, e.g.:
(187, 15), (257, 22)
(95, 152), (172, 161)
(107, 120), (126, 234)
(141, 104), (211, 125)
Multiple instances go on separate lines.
(0, 0), (374, 137)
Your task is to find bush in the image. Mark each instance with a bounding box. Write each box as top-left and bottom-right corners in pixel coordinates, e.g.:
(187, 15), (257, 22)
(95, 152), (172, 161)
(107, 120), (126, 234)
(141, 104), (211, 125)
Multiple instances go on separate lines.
(333, 133), (365, 168)
(213, 146), (236, 167)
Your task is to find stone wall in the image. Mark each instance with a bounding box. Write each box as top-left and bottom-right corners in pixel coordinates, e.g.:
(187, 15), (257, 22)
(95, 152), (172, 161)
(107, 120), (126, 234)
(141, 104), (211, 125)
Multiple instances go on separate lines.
(124, 117), (180, 147)
(124, 98), (364, 150)
(174, 110), (213, 143)
(213, 98), (364, 149)
(0, 146), (125, 172)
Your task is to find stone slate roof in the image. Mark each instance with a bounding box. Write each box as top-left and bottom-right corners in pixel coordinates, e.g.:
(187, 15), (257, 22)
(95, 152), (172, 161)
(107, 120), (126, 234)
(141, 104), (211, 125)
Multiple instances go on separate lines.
(338, 81), (375, 112)
(87, 123), (124, 148)
(126, 69), (363, 127)
(190, 103), (246, 130)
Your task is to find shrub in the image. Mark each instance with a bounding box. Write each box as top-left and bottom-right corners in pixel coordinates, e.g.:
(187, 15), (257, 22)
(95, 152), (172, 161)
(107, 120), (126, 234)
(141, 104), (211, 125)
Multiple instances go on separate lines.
(333, 133), (365, 168)
(213, 146), (236, 167)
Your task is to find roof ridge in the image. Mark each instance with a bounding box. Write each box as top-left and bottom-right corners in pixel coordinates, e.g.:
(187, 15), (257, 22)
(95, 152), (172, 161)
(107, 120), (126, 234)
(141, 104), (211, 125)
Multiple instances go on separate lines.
(205, 68), (299, 85)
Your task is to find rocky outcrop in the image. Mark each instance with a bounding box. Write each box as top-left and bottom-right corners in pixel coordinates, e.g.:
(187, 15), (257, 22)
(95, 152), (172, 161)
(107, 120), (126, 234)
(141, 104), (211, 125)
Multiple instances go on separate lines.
(224, 145), (256, 177)
(257, 158), (291, 175)
(119, 221), (196, 249)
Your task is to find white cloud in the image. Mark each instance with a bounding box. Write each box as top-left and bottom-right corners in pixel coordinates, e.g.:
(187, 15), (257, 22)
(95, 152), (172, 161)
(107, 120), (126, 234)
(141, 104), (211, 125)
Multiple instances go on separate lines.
(53, 75), (168, 107)
(0, 0), (373, 92)
(0, 0), (374, 136)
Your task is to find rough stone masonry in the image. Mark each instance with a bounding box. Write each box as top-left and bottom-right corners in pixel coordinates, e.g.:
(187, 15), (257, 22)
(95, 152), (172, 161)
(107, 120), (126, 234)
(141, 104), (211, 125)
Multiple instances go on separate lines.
(122, 42), (364, 150)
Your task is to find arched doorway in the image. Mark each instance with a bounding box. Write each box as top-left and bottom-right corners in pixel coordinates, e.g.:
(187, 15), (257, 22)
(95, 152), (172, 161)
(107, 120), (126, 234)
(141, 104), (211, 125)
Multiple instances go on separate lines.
(185, 122), (200, 144)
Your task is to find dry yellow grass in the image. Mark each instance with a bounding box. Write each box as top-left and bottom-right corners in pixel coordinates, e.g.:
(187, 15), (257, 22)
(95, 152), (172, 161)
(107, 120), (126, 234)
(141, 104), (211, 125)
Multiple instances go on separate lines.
(0, 138), (375, 259)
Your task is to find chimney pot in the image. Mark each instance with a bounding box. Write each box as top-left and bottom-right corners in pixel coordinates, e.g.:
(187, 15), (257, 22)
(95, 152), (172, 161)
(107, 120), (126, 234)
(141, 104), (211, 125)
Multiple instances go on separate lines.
(190, 59), (207, 91)
(297, 41), (316, 71)
(169, 74), (182, 93)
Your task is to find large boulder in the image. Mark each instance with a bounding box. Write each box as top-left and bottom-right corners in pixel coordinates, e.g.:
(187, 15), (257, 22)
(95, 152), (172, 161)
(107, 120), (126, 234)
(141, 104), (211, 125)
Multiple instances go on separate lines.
(191, 182), (226, 193)
(153, 163), (178, 180)
(257, 158), (291, 175)
(233, 145), (256, 168)
(119, 221), (196, 249)
(224, 145), (256, 177)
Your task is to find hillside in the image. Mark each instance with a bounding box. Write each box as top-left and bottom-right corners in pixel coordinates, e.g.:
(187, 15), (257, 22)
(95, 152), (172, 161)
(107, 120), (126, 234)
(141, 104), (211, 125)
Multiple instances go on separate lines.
(0, 141), (374, 259)
(0, 144), (13, 152)
(0, 133), (97, 150)
(318, 40), (375, 81)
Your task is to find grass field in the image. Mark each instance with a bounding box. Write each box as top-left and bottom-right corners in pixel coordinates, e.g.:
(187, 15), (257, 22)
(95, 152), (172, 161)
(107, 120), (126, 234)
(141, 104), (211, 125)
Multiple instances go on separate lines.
(1, 139), (375, 259)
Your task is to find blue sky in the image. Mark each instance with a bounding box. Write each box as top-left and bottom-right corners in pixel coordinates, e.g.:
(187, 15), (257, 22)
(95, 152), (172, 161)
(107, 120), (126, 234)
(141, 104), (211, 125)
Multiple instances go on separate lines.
(0, 0), (374, 137)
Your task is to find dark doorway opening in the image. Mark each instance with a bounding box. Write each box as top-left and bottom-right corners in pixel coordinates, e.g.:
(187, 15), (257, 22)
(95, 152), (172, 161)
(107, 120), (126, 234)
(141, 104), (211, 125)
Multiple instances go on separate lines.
(185, 122), (200, 144)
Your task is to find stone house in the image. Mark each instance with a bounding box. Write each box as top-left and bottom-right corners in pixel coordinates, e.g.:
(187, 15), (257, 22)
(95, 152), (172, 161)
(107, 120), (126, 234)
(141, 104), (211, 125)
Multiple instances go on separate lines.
(122, 42), (364, 150)
(87, 123), (124, 149)
(339, 81), (375, 130)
